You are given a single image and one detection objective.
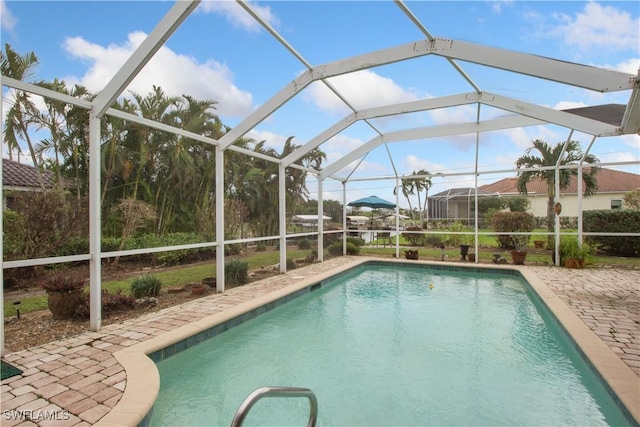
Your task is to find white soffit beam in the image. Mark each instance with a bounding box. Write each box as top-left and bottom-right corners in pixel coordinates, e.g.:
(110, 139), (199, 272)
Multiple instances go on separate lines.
(92, 0), (200, 117)
(431, 38), (635, 93)
(486, 93), (620, 136)
(320, 114), (545, 179)
(282, 92), (480, 167)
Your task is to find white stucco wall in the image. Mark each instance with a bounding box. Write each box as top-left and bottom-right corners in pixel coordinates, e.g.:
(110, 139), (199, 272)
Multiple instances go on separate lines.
(527, 192), (628, 217)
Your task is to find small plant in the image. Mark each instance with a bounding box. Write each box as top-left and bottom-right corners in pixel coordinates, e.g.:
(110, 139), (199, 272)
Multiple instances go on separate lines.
(75, 289), (136, 318)
(286, 258), (297, 270)
(402, 226), (425, 246)
(225, 259), (249, 286)
(224, 243), (242, 256)
(256, 242), (267, 252)
(41, 273), (85, 293)
(298, 239), (311, 250)
(559, 237), (592, 267)
(130, 274), (162, 298)
(511, 235), (529, 252)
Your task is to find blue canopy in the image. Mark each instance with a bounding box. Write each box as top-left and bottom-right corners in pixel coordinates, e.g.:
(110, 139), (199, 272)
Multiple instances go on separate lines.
(348, 195), (396, 209)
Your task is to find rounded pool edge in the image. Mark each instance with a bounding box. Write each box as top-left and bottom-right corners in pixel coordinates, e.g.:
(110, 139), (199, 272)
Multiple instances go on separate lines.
(95, 258), (640, 426)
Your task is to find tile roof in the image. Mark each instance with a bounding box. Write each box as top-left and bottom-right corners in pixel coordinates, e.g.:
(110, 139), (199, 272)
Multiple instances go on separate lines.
(2, 158), (58, 189)
(479, 167), (640, 195)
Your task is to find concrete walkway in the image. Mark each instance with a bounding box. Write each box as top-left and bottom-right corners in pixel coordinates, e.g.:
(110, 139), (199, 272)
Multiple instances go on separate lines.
(1, 258), (638, 426)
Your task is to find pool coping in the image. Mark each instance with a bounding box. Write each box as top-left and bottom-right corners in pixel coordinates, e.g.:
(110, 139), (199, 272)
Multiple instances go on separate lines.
(95, 258), (640, 426)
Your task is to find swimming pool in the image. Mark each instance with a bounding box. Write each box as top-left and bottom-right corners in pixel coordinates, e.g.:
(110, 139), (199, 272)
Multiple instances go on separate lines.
(148, 263), (633, 426)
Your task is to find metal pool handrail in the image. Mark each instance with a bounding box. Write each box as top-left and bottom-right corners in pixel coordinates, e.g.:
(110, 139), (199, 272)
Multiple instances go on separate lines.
(230, 386), (318, 427)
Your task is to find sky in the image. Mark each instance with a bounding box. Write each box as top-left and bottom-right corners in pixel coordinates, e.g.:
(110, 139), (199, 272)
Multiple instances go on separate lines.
(1, 0), (639, 210)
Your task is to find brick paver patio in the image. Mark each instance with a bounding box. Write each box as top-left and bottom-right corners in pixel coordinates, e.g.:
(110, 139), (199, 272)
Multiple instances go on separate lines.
(1, 258), (638, 426)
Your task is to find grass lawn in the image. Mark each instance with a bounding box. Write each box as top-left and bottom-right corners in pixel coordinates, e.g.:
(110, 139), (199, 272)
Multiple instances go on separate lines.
(3, 249), (310, 317)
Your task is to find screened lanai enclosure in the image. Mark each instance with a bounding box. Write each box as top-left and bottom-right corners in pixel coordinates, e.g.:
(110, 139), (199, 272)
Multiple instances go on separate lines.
(1, 0), (639, 353)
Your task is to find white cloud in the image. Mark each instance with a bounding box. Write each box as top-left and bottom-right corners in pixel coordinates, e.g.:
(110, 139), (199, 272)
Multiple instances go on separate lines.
(0, 0), (16, 31)
(246, 129), (288, 152)
(488, 0), (514, 15)
(553, 101), (588, 111)
(403, 155), (447, 176)
(550, 2), (639, 52)
(610, 58), (639, 75)
(303, 70), (420, 116)
(198, 0), (278, 32)
(62, 32), (254, 118)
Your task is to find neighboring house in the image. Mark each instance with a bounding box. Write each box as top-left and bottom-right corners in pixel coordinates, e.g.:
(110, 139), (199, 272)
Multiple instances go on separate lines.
(2, 158), (59, 210)
(478, 167), (640, 218)
(429, 187), (498, 222)
(291, 214), (331, 230)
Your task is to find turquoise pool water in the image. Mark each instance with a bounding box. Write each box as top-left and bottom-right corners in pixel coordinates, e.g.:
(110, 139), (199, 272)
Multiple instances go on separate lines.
(150, 264), (631, 426)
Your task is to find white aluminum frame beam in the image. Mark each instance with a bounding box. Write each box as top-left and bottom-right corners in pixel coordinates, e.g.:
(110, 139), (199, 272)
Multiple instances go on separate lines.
(92, 0), (200, 117)
(217, 36), (634, 154)
(320, 114), (547, 179)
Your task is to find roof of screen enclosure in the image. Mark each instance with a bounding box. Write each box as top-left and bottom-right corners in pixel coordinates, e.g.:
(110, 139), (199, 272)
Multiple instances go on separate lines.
(2, 0), (639, 185)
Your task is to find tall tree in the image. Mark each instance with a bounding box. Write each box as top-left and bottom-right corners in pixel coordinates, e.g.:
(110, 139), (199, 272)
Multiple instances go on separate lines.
(515, 139), (599, 246)
(1, 44), (44, 186)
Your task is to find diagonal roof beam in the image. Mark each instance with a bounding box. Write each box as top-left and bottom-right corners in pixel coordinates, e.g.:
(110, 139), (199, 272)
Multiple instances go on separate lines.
(281, 92), (481, 167)
(394, 0), (481, 93)
(218, 37), (634, 152)
(92, 0), (200, 117)
(320, 114), (547, 179)
(216, 38), (441, 150)
(431, 38), (635, 93)
(238, 0), (387, 140)
(485, 93), (620, 136)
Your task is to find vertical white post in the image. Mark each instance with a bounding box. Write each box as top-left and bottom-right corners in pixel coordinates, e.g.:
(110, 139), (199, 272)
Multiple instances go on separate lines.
(317, 179), (324, 261)
(89, 111), (102, 331)
(342, 181), (347, 256)
(0, 78), (5, 355)
(577, 166), (583, 244)
(474, 129), (480, 262)
(554, 167), (561, 266)
(279, 165), (287, 273)
(215, 146), (225, 292)
(395, 177), (400, 259)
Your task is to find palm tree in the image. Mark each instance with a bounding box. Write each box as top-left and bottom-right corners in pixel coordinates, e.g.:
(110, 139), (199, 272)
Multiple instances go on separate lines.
(516, 139), (599, 247)
(1, 44), (44, 186)
(394, 177), (416, 223)
(412, 169), (432, 226)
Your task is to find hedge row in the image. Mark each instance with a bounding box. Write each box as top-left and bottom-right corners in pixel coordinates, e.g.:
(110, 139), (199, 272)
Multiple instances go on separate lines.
(583, 210), (640, 257)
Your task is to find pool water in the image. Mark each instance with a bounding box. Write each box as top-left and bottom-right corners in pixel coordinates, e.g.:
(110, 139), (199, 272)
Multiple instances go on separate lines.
(150, 264), (630, 426)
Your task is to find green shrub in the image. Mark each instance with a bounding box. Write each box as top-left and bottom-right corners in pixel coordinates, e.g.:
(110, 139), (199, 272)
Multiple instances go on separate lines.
(402, 226), (425, 246)
(584, 210), (640, 257)
(298, 239), (311, 250)
(491, 211), (535, 249)
(424, 234), (443, 247)
(328, 241), (343, 256)
(329, 241), (360, 256)
(225, 259), (249, 286)
(130, 274), (162, 298)
(345, 242), (360, 255)
(446, 222), (470, 247)
(225, 243), (242, 256)
(346, 236), (365, 247)
(286, 258), (297, 269)
(256, 242), (267, 252)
